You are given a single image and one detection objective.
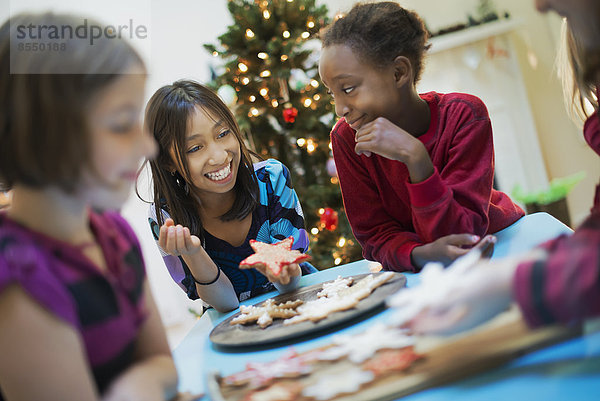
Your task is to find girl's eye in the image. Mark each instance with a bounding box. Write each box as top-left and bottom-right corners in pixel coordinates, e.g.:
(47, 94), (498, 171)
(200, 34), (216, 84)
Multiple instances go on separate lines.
(107, 110), (139, 134)
(111, 124), (134, 134)
(217, 129), (230, 139)
(342, 86), (354, 94)
(187, 145), (202, 154)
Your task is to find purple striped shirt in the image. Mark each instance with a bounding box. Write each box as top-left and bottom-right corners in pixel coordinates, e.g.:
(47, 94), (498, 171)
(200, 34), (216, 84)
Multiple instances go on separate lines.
(0, 210), (148, 394)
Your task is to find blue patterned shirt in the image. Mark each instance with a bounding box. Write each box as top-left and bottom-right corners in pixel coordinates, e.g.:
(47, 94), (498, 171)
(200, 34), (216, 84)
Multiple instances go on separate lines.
(149, 159), (314, 303)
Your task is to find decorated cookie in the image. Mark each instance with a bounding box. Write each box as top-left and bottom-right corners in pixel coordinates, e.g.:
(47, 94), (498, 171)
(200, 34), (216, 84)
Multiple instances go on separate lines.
(230, 299), (303, 328)
(301, 367), (374, 400)
(316, 276), (354, 298)
(283, 294), (361, 325)
(242, 382), (303, 401)
(335, 271), (395, 300)
(222, 349), (319, 389)
(362, 346), (422, 377)
(283, 272), (395, 325)
(317, 323), (414, 363)
(239, 236), (311, 276)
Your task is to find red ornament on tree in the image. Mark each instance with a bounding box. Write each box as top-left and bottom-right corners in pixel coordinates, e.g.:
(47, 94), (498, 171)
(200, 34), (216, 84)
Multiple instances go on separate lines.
(319, 207), (338, 231)
(282, 103), (298, 123)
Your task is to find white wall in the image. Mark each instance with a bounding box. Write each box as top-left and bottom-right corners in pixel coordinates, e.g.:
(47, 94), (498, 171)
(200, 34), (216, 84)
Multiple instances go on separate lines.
(4, 0), (599, 328)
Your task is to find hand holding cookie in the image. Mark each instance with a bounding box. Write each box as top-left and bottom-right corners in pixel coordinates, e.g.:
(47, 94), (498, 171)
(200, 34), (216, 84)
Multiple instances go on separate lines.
(159, 218), (203, 257)
(239, 237), (311, 285)
(251, 262), (301, 285)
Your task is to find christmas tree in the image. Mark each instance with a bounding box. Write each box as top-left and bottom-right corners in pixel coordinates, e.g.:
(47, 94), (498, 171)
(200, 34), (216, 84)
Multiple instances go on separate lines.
(204, 0), (364, 269)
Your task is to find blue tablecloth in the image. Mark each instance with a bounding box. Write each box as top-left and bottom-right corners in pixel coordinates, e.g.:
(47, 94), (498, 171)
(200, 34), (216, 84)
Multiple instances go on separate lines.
(173, 213), (600, 400)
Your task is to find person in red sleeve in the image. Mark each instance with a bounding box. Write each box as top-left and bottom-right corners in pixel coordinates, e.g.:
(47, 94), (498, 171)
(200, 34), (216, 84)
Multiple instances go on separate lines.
(396, 0), (600, 334)
(319, 2), (524, 272)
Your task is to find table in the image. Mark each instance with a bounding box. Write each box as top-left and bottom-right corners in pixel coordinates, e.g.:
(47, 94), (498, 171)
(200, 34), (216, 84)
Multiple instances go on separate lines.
(173, 213), (600, 400)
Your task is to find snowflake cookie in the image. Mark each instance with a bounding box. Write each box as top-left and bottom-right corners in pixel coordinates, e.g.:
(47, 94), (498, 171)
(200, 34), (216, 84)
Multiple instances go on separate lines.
(301, 367), (374, 400)
(318, 323), (414, 363)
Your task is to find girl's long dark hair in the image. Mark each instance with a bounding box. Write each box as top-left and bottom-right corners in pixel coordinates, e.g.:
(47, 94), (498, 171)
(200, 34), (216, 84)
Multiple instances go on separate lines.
(141, 80), (259, 242)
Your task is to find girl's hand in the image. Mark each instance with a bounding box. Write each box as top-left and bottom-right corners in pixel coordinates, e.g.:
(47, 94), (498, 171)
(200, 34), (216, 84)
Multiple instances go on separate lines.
(354, 117), (434, 183)
(159, 218), (202, 257)
(102, 363), (169, 401)
(411, 234), (496, 269)
(395, 246), (544, 336)
(252, 262), (302, 285)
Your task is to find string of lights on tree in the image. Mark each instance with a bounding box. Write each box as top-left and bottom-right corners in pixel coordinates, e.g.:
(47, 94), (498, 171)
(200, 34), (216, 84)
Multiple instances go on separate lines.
(205, 0), (364, 268)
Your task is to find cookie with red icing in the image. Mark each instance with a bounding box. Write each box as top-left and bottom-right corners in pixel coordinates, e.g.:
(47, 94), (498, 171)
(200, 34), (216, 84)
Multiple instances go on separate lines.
(222, 349), (320, 389)
(362, 347), (422, 377)
(239, 236), (311, 276)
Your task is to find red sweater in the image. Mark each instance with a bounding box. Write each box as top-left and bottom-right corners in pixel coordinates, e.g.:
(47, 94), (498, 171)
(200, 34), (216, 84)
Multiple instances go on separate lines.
(514, 99), (600, 328)
(331, 91), (524, 272)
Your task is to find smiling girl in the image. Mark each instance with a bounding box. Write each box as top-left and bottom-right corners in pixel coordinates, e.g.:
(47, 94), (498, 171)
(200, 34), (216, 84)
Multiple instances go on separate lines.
(319, 2), (524, 272)
(144, 80), (315, 313)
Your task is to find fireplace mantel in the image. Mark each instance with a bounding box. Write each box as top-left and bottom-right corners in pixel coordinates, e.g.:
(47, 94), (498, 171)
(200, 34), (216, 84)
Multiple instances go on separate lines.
(429, 18), (521, 54)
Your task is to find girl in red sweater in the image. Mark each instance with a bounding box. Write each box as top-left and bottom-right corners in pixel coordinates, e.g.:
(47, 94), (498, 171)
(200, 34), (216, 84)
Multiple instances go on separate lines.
(319, 2), (524, 272)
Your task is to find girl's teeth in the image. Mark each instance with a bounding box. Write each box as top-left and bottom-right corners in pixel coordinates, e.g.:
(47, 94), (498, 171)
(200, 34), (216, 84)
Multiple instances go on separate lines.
(206, 163), (231, 181)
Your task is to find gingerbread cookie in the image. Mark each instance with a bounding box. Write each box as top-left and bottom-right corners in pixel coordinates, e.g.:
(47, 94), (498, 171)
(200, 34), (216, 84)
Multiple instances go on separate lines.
(230, 299), (303, 328)
(239, 236), (311, 276)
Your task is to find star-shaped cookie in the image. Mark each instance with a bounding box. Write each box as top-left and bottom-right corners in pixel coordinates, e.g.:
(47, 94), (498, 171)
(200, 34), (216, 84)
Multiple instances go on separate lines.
(239, 236), (311, 276)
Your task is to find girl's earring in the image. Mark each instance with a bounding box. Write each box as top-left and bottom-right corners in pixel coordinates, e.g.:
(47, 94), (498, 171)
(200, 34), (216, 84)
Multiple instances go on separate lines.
(171, 171), (190, 195)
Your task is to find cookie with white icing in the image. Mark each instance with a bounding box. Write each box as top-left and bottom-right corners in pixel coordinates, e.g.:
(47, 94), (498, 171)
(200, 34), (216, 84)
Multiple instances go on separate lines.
(230, 299), (303, 328)
(283, 272), (395, 325)
(301, 367), (374, 400)
(318, 323), (414, 363)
